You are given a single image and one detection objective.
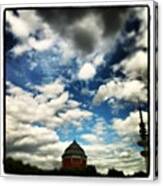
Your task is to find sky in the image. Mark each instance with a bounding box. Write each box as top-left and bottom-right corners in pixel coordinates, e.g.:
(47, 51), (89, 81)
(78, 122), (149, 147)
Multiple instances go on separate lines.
(5, 6), (149, 175)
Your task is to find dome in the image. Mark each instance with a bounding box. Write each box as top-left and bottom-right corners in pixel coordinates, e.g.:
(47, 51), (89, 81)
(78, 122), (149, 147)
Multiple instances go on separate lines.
(62, 140), (87, 158)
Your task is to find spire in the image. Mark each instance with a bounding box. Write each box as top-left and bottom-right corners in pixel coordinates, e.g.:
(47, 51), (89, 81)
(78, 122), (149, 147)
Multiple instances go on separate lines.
(137, 102), (149, 172)
(138, 104), (146, 140)
(138, 104), (143, 124)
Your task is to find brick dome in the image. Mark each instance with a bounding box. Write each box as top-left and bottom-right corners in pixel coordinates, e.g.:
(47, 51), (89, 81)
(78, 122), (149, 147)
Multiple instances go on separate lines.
(62, 140), (87, 158)
(62, 140), (87, 170)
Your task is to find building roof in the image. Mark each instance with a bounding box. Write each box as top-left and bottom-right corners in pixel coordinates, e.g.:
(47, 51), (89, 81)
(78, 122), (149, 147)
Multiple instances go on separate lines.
(62, 140), (87, 158)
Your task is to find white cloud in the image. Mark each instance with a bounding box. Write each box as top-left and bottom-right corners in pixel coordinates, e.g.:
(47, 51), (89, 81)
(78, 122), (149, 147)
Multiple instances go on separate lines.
(67, 100), (81, 108)
(81, 133), (100, 144)
(28, 36), (54, 51)
(119, 50), (147, 81)
(83, 142), (146, 175)
(6, 80), (94, 170)
(8, 138), (146, 175)
(6, 96), (146, 175)
(7, 152), (61, 170)
(78, 63), (96, 80)
(6, 11), (32, 38)
(58, 38), (76, 64)
(81, 133), (146, 175)
(5, 8), (149, 175)
(113, 110), (148, 143)
(93, 79), (147, 105)
(36, 79), (65, 97)
(59, 108), (92, 124)
(92, 119), (106, 136)
(6, 10), (56, 55)
(93, 54), (105, 67)
(7, 140), (72, 170)
(6, 119), (60, 170)
(91, 7), (148, 110)
(11, 44), (30, 56)
(6, 81), (93, 129)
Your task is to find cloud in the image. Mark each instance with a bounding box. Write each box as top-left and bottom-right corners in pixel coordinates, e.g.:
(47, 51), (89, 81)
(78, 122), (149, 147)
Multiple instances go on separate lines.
(6, 10), (56, 55)
(7, 131), (70, 170)
(11, 44), (30, 56)
(6, 119), (61, 170)
(105, 7), (148, 106)
(113, 111), (148, 143)
(111, 7), (148, 84)
(79, 123), (146, 175)
(7, 123), (59, 150)
(114, 50), (147, 82)
(36, 79), (65, 97)
(5, 7), (149, 175)
(121, 51), (147, 80)
(6, 11), (32, 38)
(78, 63), (96, 80)
(81, 117), (108, 141)
(7, 131), (146, 175)
(81, 133), (100, 144)
(67, 100), (81, 108)
(92, 119), (106, 136)
(72, 26), (97, 54)
(77, 53), (106, 81)
(83, 142), (146, 175)
(93, 79), (147, 105)
(58, 39), (76, 64)
(6, 80), (94, 170)
(28, 36), (55, 51)
(134, 7), (148, 48)
(93, 53), (105, 67)
(121, 7), (148, 50)
(81, 88), (95, 96)
(58, 108), (92, 124)
(110, 7), (148, 89)
(6, 80), (93, 129)
(6, 84), (146, 175)
(36, 7), (130, 55)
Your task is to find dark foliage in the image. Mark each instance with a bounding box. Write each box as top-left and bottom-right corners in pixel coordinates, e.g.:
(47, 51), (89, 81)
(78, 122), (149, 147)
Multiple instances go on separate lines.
(4, 157), (148, 177)
(107, 169), (124, 177)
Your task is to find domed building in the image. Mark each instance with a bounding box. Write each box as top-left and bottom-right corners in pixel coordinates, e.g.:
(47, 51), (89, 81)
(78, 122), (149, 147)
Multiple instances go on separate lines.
(62, 140), (87, 170)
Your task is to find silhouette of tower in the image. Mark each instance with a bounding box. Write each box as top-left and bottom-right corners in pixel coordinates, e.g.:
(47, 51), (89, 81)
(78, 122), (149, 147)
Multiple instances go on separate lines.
(137, 104), (149, 172)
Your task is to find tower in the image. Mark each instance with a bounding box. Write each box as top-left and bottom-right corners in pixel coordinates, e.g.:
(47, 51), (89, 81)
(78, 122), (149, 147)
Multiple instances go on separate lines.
(137, 104), (149, 172)
(62, 140), (87, 170)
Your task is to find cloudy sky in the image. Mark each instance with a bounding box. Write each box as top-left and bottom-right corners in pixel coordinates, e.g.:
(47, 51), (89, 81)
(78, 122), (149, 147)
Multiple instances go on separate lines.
(5, 6), (149, 175)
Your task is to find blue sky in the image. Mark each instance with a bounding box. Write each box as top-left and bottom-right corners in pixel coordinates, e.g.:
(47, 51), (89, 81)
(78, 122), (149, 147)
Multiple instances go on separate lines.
(5, 7), (148, 175)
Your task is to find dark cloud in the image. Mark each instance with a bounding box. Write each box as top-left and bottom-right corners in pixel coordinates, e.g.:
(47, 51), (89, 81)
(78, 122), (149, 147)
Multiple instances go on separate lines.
(98, 7), (129, 37)
(7, 143), (39, 154)
(37, 8), (88, 35)
(72, 27), (97, 54)
(36, 7), (130, 55)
